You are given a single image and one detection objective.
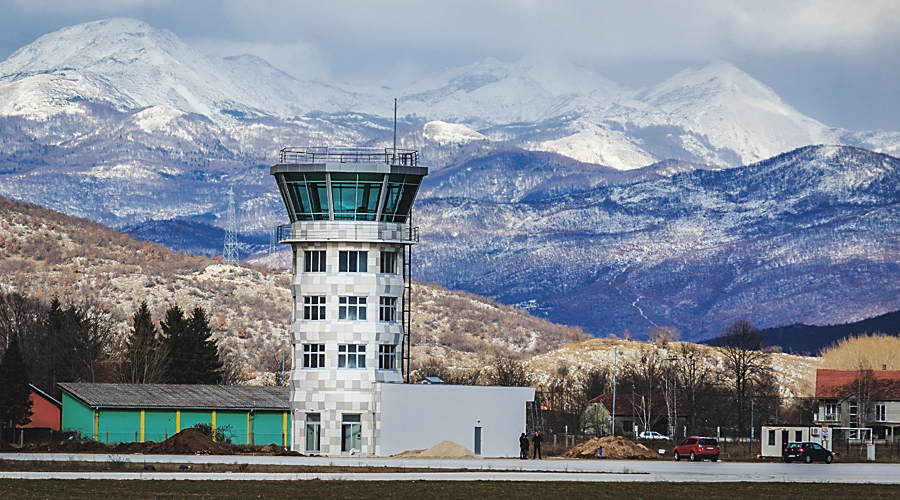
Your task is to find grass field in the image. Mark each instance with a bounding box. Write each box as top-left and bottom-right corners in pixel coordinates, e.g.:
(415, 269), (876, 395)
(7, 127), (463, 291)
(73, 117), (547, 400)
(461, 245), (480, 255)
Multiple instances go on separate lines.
(1, 480), (900, 500)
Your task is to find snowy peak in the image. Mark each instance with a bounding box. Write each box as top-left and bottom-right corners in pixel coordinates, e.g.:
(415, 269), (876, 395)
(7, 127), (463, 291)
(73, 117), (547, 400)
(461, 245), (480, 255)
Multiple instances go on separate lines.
(400, 57), (624, 126)
(0, 18), (327, 123)
(635, 60), (784, 107)
(1, 18), (898, 171)
(626, 60), (830, 165)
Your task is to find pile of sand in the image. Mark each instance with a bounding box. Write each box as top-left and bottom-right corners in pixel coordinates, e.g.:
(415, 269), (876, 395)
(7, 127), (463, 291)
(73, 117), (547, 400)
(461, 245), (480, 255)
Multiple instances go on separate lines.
(393, 440), (479, 458)
(146, 428), (233, 455)
(563, 436), (661, 459)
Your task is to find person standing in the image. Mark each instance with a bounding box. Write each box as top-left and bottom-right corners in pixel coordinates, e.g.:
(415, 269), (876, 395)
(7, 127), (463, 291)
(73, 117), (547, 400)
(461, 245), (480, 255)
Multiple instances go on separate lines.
(519, 432), (529, 459)
(532, 431), (543, 459)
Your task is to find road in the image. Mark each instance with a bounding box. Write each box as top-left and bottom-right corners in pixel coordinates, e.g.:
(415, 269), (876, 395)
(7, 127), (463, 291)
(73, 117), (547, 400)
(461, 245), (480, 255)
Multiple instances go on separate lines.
(1, 453), (899, 483)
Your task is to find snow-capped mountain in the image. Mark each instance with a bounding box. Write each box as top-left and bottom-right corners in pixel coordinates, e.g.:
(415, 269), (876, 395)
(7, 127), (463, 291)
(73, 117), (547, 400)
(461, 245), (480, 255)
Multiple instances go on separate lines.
(1, 18), (898, 172)
(413, 145), (900, 339)
(1, 19), (900, 341)
(0, 18), (360, 123)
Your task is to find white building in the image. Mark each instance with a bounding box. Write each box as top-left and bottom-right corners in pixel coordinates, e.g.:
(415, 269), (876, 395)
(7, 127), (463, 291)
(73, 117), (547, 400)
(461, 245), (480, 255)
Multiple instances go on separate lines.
(760, 425), (832, 457)
(272, 147), (533, 457)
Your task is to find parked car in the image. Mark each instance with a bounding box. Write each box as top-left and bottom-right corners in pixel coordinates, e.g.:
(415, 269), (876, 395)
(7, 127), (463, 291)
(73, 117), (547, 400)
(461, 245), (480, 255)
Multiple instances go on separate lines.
(673, 436), (720, 462)
(782, 442), (833, 464)
(638, 431), (671, 440)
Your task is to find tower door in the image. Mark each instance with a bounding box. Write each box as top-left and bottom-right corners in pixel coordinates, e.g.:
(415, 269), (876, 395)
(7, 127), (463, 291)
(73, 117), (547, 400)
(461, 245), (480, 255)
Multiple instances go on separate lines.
(342, 414), (362, 452)
(474, 427), (482, 456)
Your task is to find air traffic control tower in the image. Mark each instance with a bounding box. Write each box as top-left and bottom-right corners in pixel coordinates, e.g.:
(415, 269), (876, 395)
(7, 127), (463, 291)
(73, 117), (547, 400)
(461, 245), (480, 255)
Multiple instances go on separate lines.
(272, 147), (427, 456)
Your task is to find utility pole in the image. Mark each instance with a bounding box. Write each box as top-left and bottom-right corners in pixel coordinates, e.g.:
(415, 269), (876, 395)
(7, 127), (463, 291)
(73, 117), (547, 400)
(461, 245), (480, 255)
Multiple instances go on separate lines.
(750, 400), (755, 454)
(612, 346), (617, 436)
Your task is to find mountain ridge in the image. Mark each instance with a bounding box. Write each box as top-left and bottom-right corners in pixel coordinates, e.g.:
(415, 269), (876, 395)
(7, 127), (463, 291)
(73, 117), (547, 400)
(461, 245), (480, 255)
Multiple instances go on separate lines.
(2, 18), (898, 171)
(0, 19), (898, 343)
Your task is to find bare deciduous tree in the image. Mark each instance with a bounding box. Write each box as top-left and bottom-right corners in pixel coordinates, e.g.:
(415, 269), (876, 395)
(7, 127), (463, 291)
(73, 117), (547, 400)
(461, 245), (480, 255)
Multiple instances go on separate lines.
(714, 319), (772, 438)
(672, 343), (721, 435)
(489, 355), (531, 387)
(621, 346), (665, 435)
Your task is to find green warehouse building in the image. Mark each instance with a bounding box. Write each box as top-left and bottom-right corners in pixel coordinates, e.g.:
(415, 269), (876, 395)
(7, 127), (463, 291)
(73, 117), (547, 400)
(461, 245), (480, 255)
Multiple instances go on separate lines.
(59, 383), (291, 446)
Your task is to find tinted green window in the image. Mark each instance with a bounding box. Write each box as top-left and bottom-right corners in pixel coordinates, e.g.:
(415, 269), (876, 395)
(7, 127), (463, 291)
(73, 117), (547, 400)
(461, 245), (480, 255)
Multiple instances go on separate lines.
(280, 172), (329, 221)
(380, 174), (423, 222)
(330, 173), (383, 221)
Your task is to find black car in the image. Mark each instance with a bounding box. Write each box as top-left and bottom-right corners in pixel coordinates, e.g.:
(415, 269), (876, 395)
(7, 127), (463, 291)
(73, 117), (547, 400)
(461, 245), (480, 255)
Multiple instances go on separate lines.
(782, 442), (833, 463)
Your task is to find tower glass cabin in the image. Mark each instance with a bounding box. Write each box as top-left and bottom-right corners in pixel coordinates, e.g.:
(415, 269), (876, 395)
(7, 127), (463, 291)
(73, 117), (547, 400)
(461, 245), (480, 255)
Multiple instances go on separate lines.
(271, 147), (427, 456)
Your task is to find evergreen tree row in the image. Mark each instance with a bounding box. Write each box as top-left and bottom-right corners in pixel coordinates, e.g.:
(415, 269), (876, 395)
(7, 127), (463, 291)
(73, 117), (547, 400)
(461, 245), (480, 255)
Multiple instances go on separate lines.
(118, 301), (224, 385)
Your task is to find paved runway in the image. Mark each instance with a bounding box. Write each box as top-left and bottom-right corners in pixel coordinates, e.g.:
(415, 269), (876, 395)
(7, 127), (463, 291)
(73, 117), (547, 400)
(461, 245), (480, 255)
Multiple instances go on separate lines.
(1, 453), (899, 483)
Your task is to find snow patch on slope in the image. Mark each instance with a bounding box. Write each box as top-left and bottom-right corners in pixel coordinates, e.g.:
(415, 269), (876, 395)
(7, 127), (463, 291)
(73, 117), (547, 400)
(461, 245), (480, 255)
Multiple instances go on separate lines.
(530, 122), (656, 170)
(133, 105), (187, 133)
(423, 121), (487, 145)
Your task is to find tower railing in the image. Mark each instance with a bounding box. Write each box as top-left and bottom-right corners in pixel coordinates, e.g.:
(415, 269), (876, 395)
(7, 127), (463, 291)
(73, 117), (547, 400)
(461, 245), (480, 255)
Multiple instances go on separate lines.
(279, 147), (419, 166)
(276, 223), (418, 243)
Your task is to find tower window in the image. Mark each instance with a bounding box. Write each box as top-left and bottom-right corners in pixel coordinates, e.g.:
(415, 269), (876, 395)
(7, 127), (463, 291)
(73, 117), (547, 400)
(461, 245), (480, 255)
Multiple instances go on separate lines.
(380, 251), (398, 274)
(338, 344), (366, 369)
(303, 296), (325, 320)
(339, 250), (368, 272)
(379, 296), (397, 322)
(378, 345), (397, 370)
(304, 250), (326, 272)
(339, 296), (367, 321)
(302, 344), (325, 368)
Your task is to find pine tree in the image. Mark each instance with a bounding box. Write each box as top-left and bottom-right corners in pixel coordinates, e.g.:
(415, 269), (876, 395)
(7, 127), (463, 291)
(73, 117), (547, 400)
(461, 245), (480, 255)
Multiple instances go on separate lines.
(0, 333), (33, 428)
(161, 305), (191, 383)
(184, 306), (224, 385)
(117, 302), (168, 384)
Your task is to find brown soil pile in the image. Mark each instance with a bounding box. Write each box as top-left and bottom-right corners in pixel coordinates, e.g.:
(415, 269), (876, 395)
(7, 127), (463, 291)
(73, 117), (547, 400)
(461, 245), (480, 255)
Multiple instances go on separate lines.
(8, 429), (299, 456)
(146, 428), (233, 455)
(393, 440), (479, 458)
(26, 439), (111, 453)
(563, 436), (661, 459)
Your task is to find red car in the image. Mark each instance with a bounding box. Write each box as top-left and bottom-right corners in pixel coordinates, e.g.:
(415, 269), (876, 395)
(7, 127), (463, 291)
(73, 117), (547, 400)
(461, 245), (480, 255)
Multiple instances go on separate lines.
(673, 436), (720, 462)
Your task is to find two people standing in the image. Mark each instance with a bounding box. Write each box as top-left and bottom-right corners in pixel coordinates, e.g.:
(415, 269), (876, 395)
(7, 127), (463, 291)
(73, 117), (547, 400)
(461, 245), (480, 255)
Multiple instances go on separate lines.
(519, 431), (543, 459)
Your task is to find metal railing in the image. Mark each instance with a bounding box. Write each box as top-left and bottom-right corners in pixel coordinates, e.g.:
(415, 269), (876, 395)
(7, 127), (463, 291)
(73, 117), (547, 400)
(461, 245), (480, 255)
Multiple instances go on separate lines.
(279, 147), (419, 166)
(276, 223), (419, 243)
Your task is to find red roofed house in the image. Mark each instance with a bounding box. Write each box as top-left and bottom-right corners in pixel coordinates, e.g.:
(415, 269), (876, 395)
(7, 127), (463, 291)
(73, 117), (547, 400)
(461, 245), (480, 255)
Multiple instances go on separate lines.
(814, 369), (900, 442)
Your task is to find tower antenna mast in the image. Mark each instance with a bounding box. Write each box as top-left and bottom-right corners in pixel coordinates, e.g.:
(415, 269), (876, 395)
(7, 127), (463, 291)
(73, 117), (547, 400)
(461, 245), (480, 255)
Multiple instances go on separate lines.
(392, 98), (397, 164)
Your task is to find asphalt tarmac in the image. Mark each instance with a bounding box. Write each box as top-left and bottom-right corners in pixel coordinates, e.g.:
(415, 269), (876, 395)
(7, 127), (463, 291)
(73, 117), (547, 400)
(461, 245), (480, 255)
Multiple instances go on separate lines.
(1, 453), (899, 483)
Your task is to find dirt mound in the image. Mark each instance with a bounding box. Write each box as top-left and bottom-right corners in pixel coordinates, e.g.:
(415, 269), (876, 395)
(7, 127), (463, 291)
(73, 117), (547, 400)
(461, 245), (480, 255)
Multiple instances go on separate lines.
(0, 439), (14, 451)
(563, 436), (661, 459)
(110, 441), (154, 454)
(28, 439), (111, 453)
(146, 428), (233, 455)
(393, 440), (479, 458)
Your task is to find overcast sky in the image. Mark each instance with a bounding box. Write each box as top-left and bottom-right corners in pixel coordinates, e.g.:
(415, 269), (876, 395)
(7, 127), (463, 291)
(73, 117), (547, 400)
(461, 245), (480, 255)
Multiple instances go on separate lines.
(1, 0), (898, 131)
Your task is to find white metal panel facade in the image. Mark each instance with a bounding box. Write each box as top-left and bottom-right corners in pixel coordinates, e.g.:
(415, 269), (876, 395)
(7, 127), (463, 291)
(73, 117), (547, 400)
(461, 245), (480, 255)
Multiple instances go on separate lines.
(377, 383), (535, 458)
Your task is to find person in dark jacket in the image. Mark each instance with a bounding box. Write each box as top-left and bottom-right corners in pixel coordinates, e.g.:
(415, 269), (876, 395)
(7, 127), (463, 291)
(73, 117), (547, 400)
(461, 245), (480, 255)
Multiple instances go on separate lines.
(519, 432), (529, 459)
(532, 431), (543, 459)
